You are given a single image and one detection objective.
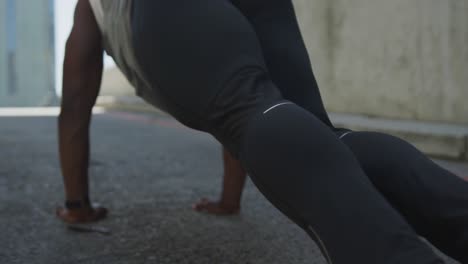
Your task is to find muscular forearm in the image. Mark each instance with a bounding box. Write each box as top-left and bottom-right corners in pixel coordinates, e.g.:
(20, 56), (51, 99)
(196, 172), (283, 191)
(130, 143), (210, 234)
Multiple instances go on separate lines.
(220, 148), (247, 208)
(58, 110), (92, 201)
(194, 148), (247, 215)
(59, 36), (103, 202)
(57, 107), (108, 223)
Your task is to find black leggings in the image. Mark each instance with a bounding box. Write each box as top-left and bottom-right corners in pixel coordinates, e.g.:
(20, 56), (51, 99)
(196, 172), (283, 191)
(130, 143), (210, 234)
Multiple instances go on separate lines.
(131, 0), (468, 263)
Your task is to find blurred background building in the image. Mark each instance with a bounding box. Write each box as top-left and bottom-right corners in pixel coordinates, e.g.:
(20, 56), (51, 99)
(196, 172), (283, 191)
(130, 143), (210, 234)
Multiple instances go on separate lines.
(0, 0), (56, 106)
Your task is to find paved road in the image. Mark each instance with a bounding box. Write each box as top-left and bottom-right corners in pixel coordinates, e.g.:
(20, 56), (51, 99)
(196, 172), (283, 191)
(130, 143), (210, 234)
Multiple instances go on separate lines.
(1, 109), (465, 264)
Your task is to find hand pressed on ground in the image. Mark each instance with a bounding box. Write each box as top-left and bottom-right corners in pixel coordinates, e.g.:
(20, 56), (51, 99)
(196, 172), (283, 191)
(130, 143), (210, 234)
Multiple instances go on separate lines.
(193, 148), (247, 216)
(193, 198), (240, 215)
(56, 204), (108, 224)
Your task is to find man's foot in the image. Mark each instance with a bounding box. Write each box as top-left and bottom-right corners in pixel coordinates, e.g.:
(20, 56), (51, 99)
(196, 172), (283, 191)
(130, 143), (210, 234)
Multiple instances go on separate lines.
(56, 204), (108, 224)
(193, 198), (240, 215)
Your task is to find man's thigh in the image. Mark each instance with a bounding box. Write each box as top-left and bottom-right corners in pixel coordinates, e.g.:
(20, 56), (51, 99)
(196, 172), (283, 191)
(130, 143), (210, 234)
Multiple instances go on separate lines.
(230, 0), (334, 127)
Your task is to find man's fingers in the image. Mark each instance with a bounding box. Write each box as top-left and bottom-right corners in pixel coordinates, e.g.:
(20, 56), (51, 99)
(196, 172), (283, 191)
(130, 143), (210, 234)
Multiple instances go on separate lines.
(91, 206), (108, 220)
(192, 198), (211, 211)
(56, 205), (108, 224)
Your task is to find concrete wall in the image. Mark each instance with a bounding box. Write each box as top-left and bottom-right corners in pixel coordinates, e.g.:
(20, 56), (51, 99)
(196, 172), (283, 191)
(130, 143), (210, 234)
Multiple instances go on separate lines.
(0, 0), (56, 106)
(294, 0), (468, 125)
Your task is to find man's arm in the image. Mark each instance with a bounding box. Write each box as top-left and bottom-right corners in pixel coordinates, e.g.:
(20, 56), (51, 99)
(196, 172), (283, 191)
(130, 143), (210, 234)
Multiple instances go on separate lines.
(193, 147), (247, 215)
(56, 0), (106, 223)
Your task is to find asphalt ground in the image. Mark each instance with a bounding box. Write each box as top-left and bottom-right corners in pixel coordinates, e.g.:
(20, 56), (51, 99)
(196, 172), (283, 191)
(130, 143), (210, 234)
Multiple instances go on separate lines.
(1, 109), (466, 264)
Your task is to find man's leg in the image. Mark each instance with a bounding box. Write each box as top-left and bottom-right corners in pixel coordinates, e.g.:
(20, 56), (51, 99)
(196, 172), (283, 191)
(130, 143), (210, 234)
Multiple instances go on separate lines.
(239, 104), (444, 264)
(231, 2), (467, 261)
(194, 0), (335, 215)
(340, 131), (468, 263)
(230, 0), (333, 127)
(131, 0), (442, 262)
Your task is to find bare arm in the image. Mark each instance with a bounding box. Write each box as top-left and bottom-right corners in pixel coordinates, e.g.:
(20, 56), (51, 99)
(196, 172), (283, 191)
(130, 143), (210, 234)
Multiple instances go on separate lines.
(57, 0), (106, 223)
(194, 147), (247, 215)
(219, 148), (247, 210)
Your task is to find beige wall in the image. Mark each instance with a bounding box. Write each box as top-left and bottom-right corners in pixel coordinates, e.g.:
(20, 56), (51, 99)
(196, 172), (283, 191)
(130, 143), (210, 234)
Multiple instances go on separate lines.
(100, 67), (133, 96)
(294, 0), (468, 125)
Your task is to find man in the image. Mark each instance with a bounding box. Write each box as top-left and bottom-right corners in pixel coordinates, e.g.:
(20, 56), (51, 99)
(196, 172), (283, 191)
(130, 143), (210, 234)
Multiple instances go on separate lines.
(58, 0), (468, 263)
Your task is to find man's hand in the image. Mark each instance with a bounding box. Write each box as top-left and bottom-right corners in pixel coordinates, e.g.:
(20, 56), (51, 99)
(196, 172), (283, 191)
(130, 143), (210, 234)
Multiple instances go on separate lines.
(56, 204), (108, 224)
(193, 198), (240, 215)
